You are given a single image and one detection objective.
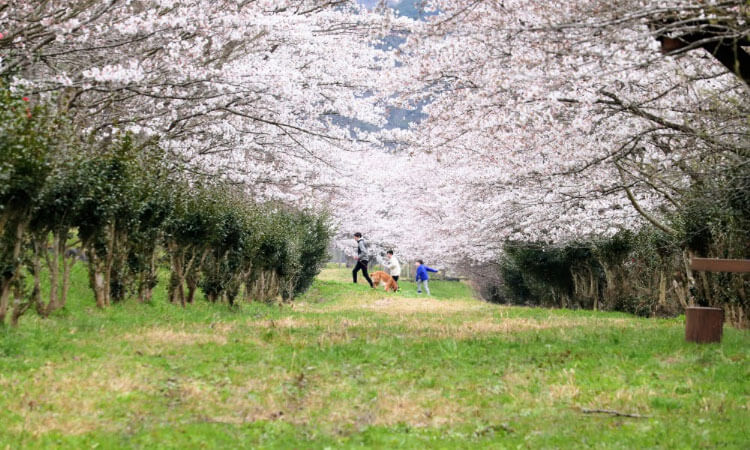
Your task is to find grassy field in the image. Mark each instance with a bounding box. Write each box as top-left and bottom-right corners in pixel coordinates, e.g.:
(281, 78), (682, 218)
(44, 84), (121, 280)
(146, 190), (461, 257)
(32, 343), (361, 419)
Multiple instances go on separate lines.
(1, 265), (748, 449)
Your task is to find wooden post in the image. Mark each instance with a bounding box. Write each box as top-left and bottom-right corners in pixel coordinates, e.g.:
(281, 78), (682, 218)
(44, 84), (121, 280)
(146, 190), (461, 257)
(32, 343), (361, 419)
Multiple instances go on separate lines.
(685, 307), (724, 343)
(684, 257), (750, 343)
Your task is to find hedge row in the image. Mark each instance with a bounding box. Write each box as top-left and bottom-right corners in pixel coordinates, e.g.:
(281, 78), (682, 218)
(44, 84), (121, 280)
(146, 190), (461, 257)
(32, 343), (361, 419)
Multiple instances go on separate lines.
(470, 168), (750, 327)
(0, 87), (331, 326)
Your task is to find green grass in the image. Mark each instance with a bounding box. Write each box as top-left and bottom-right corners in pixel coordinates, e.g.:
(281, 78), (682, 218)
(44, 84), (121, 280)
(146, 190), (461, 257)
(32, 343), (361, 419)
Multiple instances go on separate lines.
(1, 266), (748, 448)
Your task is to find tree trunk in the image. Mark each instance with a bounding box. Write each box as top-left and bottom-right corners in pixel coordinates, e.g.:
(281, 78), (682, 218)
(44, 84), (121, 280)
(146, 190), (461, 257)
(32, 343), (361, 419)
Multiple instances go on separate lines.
(11, 272), (36, 327)
(137, 283), (149, 303)
(87, 246), (108, 308)
(682, 250), (697, 306)
(59, 235), (76, 311)
(238, 267), (253, 303)
(136, 264), (156, 303)
(185, 260), (201, 304)
(92, 267), (107, 308)
(0, 211), (9, 237)
(169, 251), (185, 305)
(597, 260), (616, 310)
(658, 270), (667, 307)
(672, 279), (689, 309)
(590, 267), (599, 311)
(186, 276), (198, 304)
(102, 225), (118, 306)
(0, 282), (10, 326)
(32, 237), (46, 316)
(41, 233), (61, 316)
(84, 223), (118, 309)
(169, 247), (188, 307)
(697, 271), (713, 307)
(244, 270), (257, 303)
(168, 245), (206, 308)
(40, 230), (77, 315)
(256, 271), (266, 300)
(137, 248), (158, 303)
(0, 220), (27, 326)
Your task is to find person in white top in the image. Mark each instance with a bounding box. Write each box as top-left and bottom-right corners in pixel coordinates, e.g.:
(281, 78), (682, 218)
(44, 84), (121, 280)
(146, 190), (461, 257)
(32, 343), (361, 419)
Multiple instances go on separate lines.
(385, 250), (401, 285)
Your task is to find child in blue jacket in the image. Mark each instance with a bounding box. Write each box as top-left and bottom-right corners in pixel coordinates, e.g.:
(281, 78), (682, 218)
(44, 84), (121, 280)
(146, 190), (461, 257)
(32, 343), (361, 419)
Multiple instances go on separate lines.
(415, 260), (438, 295)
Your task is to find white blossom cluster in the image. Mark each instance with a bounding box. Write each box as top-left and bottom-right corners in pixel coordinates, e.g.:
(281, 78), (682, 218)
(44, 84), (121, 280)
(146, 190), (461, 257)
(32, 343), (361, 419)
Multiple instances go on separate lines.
(335, 0), (748, 264)
(1, 0), (409, 202)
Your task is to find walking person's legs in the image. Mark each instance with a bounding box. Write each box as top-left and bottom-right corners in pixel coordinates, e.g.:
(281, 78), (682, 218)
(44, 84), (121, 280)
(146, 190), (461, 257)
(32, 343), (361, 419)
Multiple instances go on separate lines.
(360, 261), (373, 287)
(416, 280), (423, 294)
(352, 260), (373, 286)
(423, 279), (430, 295)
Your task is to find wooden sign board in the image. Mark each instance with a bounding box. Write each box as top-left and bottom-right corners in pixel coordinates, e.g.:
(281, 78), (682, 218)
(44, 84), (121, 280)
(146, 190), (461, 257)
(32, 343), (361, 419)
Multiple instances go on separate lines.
(689, 258), (750, 273)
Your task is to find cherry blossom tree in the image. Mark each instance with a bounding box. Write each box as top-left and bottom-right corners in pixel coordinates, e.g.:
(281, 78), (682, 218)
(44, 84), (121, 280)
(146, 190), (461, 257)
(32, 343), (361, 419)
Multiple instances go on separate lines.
(3, 0), (746, 273)
(1, 0), (406, 201)
(336, 0), (748, 266)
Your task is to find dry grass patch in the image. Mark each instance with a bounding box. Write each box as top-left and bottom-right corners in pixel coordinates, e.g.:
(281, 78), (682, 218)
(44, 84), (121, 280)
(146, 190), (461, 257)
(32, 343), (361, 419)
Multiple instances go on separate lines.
(503, 371), (533, 391)
(170, 369), (474, 430)
(390, 316), (633, 340)
(244, 315), (380, 345)
(412, 317), (573, 338)
(8, 360), (154, 436)
(209, 322), (235, 334)
(123, 327), (228, 346)
(546, 369), (581, 403)
(170, 377), (279, 424)
(314, 318), (376, 345)
(177, 370), (322, 426)
(660, 355), (686, 366)
(584, 385), (655, 414)
(327, 296), (492, 316)
(372, 390), (469, 427)
(249, 316), (311, 329)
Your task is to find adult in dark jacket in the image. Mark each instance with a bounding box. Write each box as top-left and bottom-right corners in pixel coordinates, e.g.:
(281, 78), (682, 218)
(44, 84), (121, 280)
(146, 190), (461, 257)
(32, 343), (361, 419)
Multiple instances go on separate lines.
(352, 232), (373, 287)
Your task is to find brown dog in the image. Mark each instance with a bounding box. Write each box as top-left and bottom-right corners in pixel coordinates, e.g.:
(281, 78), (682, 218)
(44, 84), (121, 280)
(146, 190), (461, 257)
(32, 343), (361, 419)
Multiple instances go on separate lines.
(371, 271), (399, 292)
